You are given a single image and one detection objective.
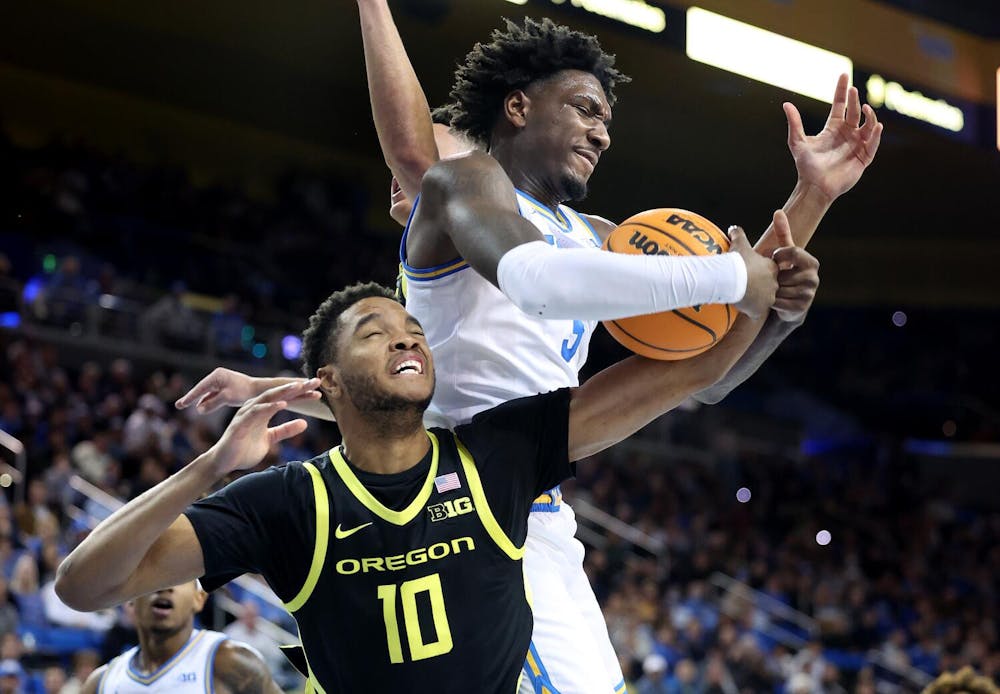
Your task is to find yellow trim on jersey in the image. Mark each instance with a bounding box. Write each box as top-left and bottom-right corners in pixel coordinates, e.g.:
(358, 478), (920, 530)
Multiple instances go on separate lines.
(516, 190), (573, 231)
(454, 435), (524, 561)
(283, 462), (330, 613)
(565, 208), (603, 246)
(289, 623), (328, 694)
(328, 433), (439, 526)
(401, 258), (470, 281)
(203, 635), (217, 693)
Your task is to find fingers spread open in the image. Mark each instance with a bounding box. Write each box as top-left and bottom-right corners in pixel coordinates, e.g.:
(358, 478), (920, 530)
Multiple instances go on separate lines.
(846, 85), (862, 128)
(827, 73), (850, 123)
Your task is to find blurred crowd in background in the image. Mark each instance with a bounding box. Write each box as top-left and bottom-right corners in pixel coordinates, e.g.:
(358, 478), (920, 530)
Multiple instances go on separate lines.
(0, 135), (998, 694)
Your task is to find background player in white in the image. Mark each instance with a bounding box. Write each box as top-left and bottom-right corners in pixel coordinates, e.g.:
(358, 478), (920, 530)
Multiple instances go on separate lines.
(80, 581), (280, 694)
(176, 5), (878, 691)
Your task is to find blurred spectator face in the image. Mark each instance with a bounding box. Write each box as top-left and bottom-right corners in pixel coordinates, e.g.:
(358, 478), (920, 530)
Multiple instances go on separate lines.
(239, 600), (258, 629)
(42, 665), (66, 694)
(642, 653), (667, 682)
(132, 581), (206, 637)
(71, 649), (100, 682)
(676, 659), (697, 684)
(27, 479), (47, 507)
(0, 635), (22, 661)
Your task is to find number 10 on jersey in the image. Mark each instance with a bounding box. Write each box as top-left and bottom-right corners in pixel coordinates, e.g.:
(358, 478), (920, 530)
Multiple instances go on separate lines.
(378, 573), (453, 663)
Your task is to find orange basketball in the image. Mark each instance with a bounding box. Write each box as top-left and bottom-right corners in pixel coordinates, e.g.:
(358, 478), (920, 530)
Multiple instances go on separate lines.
(602, 208), (735, 360)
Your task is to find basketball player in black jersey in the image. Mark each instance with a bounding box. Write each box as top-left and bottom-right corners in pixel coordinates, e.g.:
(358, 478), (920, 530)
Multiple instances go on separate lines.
(54, 269), (809, 693)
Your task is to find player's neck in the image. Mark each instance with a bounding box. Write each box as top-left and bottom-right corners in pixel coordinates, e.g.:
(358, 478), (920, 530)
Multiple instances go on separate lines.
(337, 410), (430, 475)
(489, 146), (562, 212)
(135, 624), (195, 674)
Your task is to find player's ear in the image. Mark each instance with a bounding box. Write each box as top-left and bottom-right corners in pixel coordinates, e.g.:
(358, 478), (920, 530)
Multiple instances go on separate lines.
(317, 365), (342, 401)
(503, 90), (530, 129)
(192, 582), (208, 613)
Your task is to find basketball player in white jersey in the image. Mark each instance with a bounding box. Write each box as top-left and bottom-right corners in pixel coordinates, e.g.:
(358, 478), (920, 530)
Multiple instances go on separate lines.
(175, 5), (879, 691)
(80, 581), (280, 694)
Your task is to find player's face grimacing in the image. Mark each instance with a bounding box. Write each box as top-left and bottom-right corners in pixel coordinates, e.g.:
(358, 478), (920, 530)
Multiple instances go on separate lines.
(518, 69), (611, 203)
(389, 124), (477, 226)
(332, 297), (435, 413)
(132, 581), (206, 636)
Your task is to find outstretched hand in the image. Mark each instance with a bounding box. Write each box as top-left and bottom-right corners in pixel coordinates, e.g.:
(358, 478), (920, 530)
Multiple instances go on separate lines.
(207, 380), (321, 476)
(784, 73), (883, 202)
(176, 368), (262, 414)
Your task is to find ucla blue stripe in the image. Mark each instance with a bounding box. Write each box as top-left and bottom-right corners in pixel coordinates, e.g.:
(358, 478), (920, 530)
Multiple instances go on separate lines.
(523, 641), (562, 694)
(399, 193), (471, 281)
(530, 485), (562, 513)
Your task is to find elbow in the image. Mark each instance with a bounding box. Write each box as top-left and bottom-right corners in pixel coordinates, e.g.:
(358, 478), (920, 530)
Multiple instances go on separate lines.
(391, 149), (438, 191)
(692, 387), (726, 406)
(54, 560), (83, 610)
(54, 557), (97, 612)
(690, 370), (730, 405)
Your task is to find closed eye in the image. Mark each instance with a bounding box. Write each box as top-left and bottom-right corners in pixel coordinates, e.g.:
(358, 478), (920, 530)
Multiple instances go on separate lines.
(364, 331), (382, 339)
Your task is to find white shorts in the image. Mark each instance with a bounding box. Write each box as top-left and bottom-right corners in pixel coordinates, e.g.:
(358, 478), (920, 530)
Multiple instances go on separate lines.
(519, 491), (626, 694)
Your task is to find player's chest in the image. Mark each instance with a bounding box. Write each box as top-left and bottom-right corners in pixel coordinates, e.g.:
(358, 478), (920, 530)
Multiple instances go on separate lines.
(327, 486), (488, 579)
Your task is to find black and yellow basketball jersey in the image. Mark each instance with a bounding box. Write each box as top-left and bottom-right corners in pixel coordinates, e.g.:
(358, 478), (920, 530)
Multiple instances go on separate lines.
(286, 430), (536, 694)
(186, 389), (572, 694)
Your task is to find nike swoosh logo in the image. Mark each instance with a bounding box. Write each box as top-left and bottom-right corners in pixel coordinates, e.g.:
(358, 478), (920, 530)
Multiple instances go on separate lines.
(334, 522), (373, 540)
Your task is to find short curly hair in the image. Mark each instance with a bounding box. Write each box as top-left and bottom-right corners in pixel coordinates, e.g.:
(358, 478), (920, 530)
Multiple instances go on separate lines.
(449, 17), (630, 145)
(301, 282), (398, 380)
(922, 667), (999, 694)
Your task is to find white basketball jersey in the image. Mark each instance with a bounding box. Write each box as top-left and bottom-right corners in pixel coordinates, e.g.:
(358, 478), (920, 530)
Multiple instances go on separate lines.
(401, 189), (601, 429)
(98, 629), (228, 694)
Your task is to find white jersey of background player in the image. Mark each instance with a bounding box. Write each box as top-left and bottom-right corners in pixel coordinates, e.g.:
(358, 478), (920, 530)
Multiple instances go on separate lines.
(82, 582), (280, 694)
(177, 4), (879, 691)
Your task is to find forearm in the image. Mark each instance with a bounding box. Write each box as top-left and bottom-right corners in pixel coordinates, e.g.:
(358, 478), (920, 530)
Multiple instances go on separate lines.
(56, 453), (219, 610)
(357, 0), (437, 198)
(569, 314), (766, 459)
(693, 312), (803, 404)
(755, 180), (832, 254)
(497, 241), (747, 320)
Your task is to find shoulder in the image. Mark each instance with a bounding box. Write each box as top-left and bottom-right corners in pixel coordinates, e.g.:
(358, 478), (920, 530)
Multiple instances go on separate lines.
(458, 389), (572, 440)
(212, 639), (278, 694)
(80, 664), (109, 694)
(580, 213), (617, 240)
(421, 152), (514, 199)
(228, 459), (317, 493)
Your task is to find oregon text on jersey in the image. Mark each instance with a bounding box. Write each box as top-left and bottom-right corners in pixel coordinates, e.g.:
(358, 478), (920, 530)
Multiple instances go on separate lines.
(335, 537), (476, 575)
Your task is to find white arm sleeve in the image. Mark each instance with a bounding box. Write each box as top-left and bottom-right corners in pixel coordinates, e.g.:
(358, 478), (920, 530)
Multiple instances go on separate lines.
(496, 240), (747, 320)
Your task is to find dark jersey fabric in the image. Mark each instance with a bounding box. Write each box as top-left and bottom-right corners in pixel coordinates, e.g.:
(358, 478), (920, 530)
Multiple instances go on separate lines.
(185, 388), (572, 693)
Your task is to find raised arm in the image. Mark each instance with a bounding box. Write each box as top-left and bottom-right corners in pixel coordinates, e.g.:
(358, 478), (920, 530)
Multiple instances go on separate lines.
(412, 153), (780, 321)
(755, 73), (882, 255)
(566, 211), (801, 459)
(355, 0), (438, 200)
(56, 381), (318, 611)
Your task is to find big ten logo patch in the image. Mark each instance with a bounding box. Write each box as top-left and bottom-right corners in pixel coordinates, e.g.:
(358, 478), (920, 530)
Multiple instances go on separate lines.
(427, 496), (475, 522)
